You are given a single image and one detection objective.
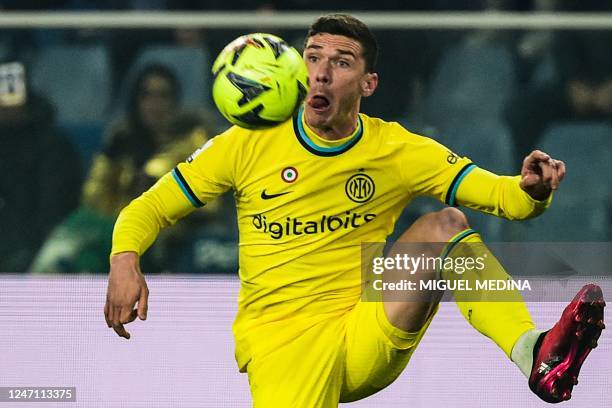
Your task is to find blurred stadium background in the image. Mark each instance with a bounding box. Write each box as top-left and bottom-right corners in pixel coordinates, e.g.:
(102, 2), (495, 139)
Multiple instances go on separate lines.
(0, 1), (610, 407)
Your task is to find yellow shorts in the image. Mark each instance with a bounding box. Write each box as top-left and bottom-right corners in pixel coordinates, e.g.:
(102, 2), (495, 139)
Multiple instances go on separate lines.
(241, 301), (437, 407)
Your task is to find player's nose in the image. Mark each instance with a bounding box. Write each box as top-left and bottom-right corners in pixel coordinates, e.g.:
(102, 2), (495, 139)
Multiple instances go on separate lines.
(313, 61), (331, 84)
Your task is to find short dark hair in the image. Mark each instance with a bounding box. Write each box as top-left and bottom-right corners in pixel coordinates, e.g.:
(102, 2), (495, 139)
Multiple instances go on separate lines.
(306, 14), (378, 73)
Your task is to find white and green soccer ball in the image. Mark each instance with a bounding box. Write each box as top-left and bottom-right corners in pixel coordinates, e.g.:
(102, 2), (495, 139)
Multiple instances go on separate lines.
(211, 33), (309, 129)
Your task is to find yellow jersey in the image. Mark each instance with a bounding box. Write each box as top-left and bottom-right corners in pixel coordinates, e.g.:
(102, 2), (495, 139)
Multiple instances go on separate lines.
(111, 108), (550, 368)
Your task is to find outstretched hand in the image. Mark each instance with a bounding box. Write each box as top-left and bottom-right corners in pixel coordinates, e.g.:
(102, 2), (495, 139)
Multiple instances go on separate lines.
(520, 150), (566, 201)
(104, 252), (149, 339)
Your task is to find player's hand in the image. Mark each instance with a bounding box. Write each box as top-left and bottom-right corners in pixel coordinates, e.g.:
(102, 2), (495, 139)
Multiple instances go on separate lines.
(520, 150), (566, 201)
(104, 252), (149, 339)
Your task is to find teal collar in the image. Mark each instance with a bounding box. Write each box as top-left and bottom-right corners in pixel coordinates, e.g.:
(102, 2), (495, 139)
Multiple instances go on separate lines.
(292, 107), (363, 157)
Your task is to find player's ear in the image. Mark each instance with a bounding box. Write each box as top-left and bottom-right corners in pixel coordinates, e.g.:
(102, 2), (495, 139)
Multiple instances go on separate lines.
(361, 72), (378, 97)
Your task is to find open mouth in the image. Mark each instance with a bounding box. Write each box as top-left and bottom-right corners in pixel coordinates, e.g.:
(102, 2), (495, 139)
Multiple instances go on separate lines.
(308, 95), (331, 112)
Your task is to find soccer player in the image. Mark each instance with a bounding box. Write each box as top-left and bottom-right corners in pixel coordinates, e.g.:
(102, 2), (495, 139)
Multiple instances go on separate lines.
(104, 14), (605, 406)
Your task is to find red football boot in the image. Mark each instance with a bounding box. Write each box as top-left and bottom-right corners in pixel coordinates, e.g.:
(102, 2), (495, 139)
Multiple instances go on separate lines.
(529, 283), (605, 403)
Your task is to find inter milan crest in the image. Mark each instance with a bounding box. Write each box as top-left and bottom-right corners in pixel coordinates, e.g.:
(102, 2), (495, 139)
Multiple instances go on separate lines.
(345, 170), (375, 203)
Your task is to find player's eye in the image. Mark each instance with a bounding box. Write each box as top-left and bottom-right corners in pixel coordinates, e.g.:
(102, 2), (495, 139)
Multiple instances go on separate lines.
(306, 55), (319, 63)
(336, 59), (350, 68)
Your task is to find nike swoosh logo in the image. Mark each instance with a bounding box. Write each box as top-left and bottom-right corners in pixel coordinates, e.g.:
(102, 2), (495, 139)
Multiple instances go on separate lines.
(261, 189), (292, 200)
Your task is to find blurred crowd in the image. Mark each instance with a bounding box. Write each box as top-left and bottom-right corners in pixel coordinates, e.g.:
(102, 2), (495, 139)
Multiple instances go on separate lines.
(0, 1), (610, 273)
(0, 0), (603, 11)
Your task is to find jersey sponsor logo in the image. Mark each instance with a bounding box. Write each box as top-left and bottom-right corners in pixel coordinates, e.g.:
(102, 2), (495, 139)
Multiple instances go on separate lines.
(260, 189), (292, 200)
(252, 211), (376, 240)
(446, 150), (459, 164)
(281, 167), (298, 183)
(345, 171), (375, 203)
(187, 139), (213, 163)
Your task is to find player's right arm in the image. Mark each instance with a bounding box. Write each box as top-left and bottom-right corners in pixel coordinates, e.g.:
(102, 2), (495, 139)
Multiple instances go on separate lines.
(105, 127), (244, 339)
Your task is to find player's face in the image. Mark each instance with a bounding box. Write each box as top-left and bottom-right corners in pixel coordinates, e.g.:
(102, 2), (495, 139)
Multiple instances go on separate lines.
(303, 33), (377, 132)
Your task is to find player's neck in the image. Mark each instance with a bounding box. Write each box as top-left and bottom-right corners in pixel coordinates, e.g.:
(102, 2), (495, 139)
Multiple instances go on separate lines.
(304, 110), (359, 141)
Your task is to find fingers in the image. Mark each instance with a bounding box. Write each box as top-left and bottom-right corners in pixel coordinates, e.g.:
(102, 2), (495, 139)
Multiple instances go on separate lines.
(112, 322), (131, 339)
(120, 308), (138, 324)
(539, 158), (566, 190)
(537, 159), (555, 189)
(108, 304), (116, 328)
(137, 286), (149, 321)
(556, 159), (566, 183)
(106, 304), (132, 339)
(112, 306), (131, 339)
(549, 160), (561, 190)
(104, 302), (111, 328)
(523, 150), (550, 169)
(105, 290), (146, 338)
(524, 150), (565, 190)
(532, 150), (550, 161)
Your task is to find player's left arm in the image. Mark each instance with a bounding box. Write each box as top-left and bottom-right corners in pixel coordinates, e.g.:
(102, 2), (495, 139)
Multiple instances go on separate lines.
(454, 150), (566, 220)
(396, 125), (565, 220)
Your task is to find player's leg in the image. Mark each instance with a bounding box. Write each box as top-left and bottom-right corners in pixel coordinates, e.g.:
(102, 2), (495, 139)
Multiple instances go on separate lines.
(340, 300), (437, 402)
(383, 207), (606, 403)
(340, 207), (469, 401)
(382, 207), (475, 332)
(342, 207), (537, 402)
(244, 317), (345, 408)
(384, 207), (537, 355)
(341, 208), (537, 401)
(411, 213), (607, 402)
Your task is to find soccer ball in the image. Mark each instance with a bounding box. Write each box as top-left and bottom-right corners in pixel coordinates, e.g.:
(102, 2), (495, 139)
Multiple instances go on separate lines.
(211, 33), (309, 129)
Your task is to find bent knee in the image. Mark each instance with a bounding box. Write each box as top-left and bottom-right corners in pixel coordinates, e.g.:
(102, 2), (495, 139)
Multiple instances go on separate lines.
(396, 207), (471, 243)
(433, 207), (469, 239)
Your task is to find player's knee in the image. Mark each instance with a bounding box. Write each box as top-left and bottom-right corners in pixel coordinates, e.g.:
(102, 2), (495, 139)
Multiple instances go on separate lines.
(434, 207), (469, 239)
(396, 207), (470, 243)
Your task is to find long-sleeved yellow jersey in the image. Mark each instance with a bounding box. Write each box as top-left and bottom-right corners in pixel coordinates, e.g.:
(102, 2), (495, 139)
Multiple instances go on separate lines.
(111, 108), (550, 369)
